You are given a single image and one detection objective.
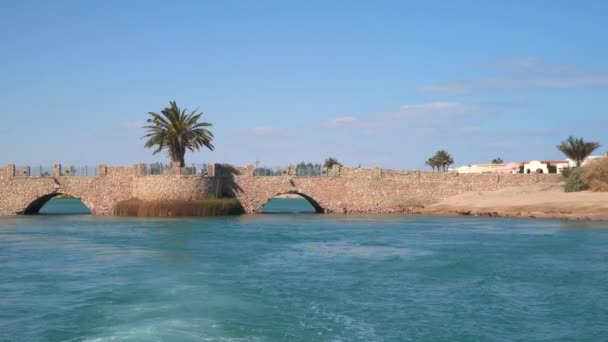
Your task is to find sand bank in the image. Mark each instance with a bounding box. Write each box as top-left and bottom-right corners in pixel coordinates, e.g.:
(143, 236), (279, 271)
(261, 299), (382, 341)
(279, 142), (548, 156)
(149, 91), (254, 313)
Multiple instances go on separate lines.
(418, 183), (608, 221)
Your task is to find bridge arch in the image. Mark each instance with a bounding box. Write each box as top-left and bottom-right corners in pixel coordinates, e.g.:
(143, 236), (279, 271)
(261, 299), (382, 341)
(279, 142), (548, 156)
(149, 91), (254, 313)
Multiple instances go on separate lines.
(21, 192), (92, 215)
(260, 191), (325, 214)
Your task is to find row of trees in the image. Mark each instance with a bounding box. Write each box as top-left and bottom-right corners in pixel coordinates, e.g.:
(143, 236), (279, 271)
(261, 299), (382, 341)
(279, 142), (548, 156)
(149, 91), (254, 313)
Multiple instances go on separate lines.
(140, 102), (602, 173)
(423, 137), (601, 173)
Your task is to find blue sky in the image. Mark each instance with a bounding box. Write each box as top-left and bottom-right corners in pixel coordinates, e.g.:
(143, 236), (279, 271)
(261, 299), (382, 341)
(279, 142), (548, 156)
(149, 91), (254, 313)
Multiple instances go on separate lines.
(1, 1), (607, 169)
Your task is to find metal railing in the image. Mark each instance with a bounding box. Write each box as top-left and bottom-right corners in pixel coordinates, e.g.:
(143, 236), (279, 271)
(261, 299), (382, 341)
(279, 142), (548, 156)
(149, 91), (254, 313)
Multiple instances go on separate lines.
(253, 166), (286, 176)
(146, 163), (171, 175)
(145, 163), (211, 176)
(253, 164), (328, 177)
(295, 164), (325, 177)
(187, 163), (211, 176)
(13, 165), (99, 177)
(63, 166), (99, 177)
(30, 166), (54, 177)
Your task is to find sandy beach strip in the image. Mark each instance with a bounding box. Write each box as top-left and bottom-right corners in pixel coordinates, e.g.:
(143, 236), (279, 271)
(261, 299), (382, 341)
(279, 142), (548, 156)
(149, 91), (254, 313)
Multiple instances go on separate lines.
(417, 184), (608, 221)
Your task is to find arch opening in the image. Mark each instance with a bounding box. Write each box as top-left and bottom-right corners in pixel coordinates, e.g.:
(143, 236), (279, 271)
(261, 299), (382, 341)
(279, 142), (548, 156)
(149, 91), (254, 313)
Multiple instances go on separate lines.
(22, 193), (91, 215)
(261, 192), (323, 214)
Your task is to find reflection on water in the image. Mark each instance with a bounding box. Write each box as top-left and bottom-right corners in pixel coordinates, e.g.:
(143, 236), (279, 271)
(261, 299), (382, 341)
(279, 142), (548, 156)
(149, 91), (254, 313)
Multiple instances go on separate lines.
(1, 213), (607, 341)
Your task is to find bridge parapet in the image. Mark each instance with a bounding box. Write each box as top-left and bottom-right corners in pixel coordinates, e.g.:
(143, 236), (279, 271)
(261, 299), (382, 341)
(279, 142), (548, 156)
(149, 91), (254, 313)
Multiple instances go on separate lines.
(3, 164), (107, 178)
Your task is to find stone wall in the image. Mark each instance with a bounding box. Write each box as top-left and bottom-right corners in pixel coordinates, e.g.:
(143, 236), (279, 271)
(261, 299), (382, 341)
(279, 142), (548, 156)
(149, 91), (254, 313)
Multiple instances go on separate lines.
(234, 167), (563, 214)
(0, 166), (135, 215)
(132, 175), (221, 201)
(0, 163), (564, 216)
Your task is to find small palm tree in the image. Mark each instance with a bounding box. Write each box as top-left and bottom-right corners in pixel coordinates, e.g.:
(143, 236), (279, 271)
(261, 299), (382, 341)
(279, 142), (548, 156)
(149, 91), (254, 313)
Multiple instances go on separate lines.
(437, 150), (454, 171)
(492, 157), (504, 164)
(324, 157), (342, 168)
(557, 136), (600, 167)
(144, 101), (214, 167)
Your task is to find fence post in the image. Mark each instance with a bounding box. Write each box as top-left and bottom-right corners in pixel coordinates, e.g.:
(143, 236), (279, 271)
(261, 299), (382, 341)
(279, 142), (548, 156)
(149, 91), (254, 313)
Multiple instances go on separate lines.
(53, 164), (62, 177)
(98, 164), (107, 177)
(135, 163), (147, 176)
(246, 164), (254, 176)
(6, 164), (15, 177)
(374, 167), (382, 178)
(329, 164), (341, 177)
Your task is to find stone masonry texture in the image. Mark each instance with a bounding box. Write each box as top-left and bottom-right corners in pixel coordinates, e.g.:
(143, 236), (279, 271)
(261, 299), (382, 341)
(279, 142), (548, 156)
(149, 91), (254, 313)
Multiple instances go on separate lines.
(0, 164), (563, 215)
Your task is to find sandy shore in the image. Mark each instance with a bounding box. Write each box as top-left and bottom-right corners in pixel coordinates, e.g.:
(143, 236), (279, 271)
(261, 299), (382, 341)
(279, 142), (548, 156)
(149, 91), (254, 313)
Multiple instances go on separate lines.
(418, 183), (608, 221)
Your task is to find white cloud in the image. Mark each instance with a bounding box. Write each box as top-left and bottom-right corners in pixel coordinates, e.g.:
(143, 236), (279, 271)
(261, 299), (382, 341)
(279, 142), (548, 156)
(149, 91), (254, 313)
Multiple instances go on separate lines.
(388, 101), (475, 120)
(323, 116), (358, 128)
(399, 101), (469, 113)
(249, 126), (274, 136)
(119, 121), (145, 129)
(420, 58), (608, 95)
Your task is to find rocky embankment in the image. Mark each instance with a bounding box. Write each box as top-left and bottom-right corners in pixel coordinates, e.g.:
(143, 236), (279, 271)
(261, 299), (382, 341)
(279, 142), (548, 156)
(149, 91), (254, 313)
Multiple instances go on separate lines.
(417, 183), (608, 221)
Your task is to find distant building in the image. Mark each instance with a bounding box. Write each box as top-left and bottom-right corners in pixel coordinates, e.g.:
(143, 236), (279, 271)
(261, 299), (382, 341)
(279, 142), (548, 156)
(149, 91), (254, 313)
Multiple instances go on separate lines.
(494, 162), (520, 174)
(456, 156), (605, 174)
(521, 160), (568, 174)
(456, 163), (506, 174)
(522, 156), (604, 174)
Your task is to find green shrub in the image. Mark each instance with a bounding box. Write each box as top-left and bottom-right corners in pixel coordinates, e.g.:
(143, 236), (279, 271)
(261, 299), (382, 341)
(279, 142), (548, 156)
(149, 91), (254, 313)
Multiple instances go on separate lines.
(561, 166), (573, 178)
(547, 164), (557, 173)
(564, 167), (585, 192)
(519, 165), (524, 173)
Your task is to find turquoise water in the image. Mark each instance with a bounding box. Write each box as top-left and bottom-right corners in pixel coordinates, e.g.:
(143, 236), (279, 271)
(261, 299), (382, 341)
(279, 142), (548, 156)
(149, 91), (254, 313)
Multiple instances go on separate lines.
(40, 198), (91, 215)
(1, 200), (608, 341)
(261, 197), (317, 214)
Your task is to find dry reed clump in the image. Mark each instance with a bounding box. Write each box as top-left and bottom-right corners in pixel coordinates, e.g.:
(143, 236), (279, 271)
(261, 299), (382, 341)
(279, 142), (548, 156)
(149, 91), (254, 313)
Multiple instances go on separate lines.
(581, 157), (608, 192)
(114, 198), (244, 217)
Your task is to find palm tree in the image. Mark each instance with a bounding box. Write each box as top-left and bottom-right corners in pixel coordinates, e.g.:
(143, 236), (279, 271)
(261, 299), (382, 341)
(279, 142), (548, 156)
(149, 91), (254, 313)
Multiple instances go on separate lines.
(425, 157), (437, 172)
(491, 157), (504, 164)
(426, 150), (454, 172)
(437, 150), (454, 172)
(556, 136), (600, 167)
(143, 101), (214, 167)
(324, 157), (342, 168)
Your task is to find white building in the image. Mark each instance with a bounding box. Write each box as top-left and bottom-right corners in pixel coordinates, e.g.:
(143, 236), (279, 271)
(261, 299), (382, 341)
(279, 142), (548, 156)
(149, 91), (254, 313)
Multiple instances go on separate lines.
(455, 164), (505, 174)
(522, 160), (568, 174)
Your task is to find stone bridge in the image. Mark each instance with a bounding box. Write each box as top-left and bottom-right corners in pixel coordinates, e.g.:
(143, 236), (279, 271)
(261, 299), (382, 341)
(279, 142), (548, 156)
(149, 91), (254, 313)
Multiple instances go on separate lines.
(0, 163), (562, 216)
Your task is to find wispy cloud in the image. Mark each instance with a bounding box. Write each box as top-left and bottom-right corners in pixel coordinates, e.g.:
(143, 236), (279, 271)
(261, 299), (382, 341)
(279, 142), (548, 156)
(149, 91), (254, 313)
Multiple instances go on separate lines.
(119, 120), (145, 129)
(323, 116), (358, 128)
(249, 126), (274, 136)
(396, 101), (473, 117)
(420, 57), (608, 95)
(372, 101), (479, 124)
